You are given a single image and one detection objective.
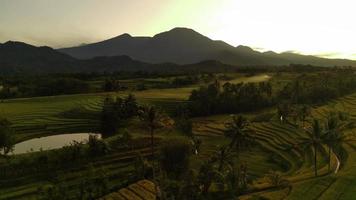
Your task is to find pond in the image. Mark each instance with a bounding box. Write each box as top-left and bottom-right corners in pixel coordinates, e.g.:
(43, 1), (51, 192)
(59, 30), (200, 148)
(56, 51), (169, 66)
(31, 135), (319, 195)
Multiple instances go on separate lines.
(11, 133), (101, 155)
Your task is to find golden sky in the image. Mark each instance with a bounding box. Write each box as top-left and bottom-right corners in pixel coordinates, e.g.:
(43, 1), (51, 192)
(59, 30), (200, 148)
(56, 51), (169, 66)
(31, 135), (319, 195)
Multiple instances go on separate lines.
(0, 0), (355, 59)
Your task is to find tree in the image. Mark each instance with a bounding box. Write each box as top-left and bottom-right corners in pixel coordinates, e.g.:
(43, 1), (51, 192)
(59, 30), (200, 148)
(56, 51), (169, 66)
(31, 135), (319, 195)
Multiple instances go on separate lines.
(178, 169), (201, 200)
(160, 138), (192, 179)
(123, 94), (138, 117)
(198, 160), (219, 196)
(224, 115), (255, 159)
(277, 103), (292, 123)
(138, 105), (167, 177)
(87, 134), (109, 156)
(298, 104), (311, 128)
(211, 146), (234, 172)
(323, 112), (354, 172)
(298, 119), (324, 176)
(176, 117), (193, 138)
(0, 118), (14, 155)
(101, 95), (138, 135)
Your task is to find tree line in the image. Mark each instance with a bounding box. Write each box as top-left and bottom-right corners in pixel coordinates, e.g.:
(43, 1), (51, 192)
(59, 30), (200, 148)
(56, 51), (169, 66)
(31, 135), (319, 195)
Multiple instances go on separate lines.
(187, 72), (356, 117)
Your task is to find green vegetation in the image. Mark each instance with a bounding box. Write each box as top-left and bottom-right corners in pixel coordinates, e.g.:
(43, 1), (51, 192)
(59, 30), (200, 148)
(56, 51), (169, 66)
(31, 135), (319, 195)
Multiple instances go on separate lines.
(1, 71), (356, 200)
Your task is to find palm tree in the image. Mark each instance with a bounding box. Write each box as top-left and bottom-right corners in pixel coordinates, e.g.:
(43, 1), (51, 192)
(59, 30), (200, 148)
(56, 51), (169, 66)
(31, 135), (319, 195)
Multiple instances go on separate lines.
(323, 113), (354, 172)
(198, 160), (215, 196)
(211, 145), (234, 172)
(298, 119), (324, 177)
(138, 105), (165, 176)
(298, 104), (311, 128)
(0, 118), (14, 155)
(224, 115), (255, 160)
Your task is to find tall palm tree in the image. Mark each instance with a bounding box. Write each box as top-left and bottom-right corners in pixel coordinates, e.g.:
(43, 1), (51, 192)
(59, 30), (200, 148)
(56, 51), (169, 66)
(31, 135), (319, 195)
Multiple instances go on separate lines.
(323, 113), (354, 172)
(138, 105), (165, 176)
(198, 160), (218, 196)
(224, 115), (255, 160)
(298, 104), (311, 128)
(298, 119), (324, 177)
(211, 145), (234, 172)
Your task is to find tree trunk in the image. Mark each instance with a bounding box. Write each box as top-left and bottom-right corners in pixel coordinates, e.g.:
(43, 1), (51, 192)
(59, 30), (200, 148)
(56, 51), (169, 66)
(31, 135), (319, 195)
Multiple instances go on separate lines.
(150, 126), (155, 179)
(203, 180), (212, 196)
(314, 145), (318, 177)
(328, 147), (331, 173)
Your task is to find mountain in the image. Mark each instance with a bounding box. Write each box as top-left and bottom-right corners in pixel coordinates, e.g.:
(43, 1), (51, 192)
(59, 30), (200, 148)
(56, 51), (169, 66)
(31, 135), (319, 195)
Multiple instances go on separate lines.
(0, 42), (157, 74)
(1, 28), (356, 75)
(0, 41), (232, 74)
(0, 41), (78, 74)
(59, 28), (233, 64)
(59, 27), (356, 67)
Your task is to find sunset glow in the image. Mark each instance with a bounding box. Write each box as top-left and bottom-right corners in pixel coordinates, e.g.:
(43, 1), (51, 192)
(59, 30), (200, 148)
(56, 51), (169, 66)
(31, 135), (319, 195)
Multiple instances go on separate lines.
(1, 0), (355, 59)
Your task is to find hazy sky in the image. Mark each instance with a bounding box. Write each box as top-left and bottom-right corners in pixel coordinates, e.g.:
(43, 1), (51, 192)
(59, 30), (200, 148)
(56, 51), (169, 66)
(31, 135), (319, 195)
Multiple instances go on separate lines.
(0, 0), (355, 59)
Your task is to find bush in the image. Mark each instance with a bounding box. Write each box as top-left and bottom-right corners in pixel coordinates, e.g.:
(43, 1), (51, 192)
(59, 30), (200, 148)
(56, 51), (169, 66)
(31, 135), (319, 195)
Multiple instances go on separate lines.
(88, 135), (109, 156)
(175, 118), (193, 137)
(101, 94), (138, 135)
(160, 138), (192, 179)
(0, 118), (14, 155)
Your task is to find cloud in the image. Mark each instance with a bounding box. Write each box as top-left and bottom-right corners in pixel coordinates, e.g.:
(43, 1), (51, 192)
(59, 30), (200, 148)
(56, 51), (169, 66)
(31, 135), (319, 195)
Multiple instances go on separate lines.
(313, 52), (341, 57)
(282, 50), (301, 54)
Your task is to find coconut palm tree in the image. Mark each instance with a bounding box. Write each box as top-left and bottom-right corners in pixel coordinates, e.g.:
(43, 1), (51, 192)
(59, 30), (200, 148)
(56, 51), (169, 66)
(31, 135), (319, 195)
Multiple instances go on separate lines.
(198, 160), (217, 196)
(298, 119), (324, 177)
(323, 112), (354, 172)
(0, 118), (14, 155)
(138, 105), (166, 176)
(211, 145), (234, 172)
(224, 115), (255, 160)
(298, 104), (311, 128)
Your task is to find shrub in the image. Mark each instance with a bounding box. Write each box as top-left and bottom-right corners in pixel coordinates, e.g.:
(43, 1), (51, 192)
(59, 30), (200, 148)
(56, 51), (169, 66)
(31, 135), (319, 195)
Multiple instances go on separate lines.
(160, 138), (192, 179)
(88, 135), (109, 156)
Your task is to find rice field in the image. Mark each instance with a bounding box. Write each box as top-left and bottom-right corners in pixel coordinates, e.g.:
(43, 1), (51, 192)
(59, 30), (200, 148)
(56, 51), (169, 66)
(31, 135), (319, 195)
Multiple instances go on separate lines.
(4, 73), (354, 199)
(238, 92), (356, 200)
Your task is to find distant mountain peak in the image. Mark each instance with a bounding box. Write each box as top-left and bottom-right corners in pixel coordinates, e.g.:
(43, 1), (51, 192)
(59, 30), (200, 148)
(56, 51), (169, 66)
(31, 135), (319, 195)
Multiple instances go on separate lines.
(108, 33), (132, 41)
(263, 50), (278, 55)
(153, 27), (204, 39)
(3, 40), (32, 47)
(169, 27), (197, 32)
(118, 33), (132, 38)
(2, 41), (56, 51)
(236, 45), (254, 52)
(58, 27), (356, 66)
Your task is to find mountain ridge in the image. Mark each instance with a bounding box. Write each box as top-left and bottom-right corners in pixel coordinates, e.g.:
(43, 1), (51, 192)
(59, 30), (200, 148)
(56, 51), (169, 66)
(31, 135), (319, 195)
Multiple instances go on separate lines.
(58, 27), (356, 67)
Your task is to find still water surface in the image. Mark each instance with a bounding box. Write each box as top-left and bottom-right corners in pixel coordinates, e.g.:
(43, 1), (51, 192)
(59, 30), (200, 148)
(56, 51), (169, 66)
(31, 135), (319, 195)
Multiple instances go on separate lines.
(12, 133), (101, 154)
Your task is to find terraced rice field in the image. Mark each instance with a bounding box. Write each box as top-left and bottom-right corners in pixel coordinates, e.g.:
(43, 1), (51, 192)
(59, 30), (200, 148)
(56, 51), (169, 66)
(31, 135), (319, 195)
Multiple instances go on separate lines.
(1, 74), (294, 199)
(0, 93), (105, 142)
(0, 90), (187, 142)
(0, 73), (273, 143)
(0, 145), (157, 200)
(237, 93), (356, 200)
(192, 115), (331, 183)
(99, 180), (157, 200)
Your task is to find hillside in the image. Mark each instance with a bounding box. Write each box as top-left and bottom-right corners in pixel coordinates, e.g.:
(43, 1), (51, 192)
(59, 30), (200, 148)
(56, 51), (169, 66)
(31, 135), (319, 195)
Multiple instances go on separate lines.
(1, 28), (356, 75)
(59, 27), (356, 67)
(0, 41), (238, 74)
(0, 42), (153, 74)
(0, 41), (78, 74)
